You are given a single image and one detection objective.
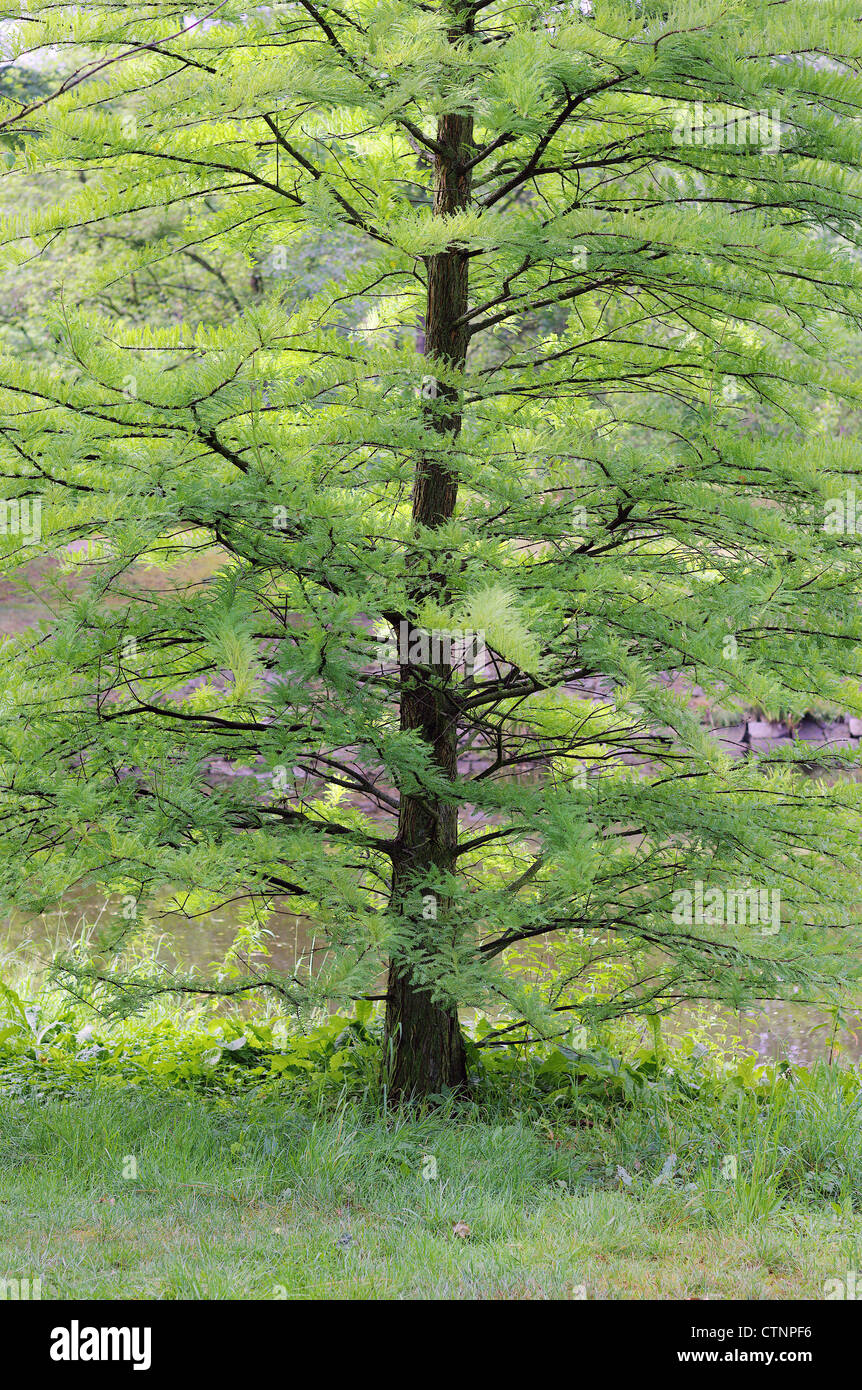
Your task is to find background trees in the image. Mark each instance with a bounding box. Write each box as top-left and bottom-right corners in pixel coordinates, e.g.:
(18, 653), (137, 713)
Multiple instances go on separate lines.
(1, 1), (862, 1096)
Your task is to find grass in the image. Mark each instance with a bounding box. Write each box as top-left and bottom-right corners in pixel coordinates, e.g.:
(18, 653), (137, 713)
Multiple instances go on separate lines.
(3, 950), (862, 1299)
(2, 1086), (862, 1299)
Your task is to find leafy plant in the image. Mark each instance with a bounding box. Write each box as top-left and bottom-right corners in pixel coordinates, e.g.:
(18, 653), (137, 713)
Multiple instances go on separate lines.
(1, 0), (862, 1099)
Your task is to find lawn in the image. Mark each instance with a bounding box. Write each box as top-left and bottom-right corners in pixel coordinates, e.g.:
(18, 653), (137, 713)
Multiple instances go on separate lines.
(2, 1087), (860, 1300)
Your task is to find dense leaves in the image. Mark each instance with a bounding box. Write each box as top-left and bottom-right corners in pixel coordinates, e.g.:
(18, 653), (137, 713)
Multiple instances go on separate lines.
(1, 2), (862, 1084)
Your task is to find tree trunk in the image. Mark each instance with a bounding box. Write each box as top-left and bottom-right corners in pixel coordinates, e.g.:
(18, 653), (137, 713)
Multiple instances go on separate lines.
(384, 86), (474, 1099)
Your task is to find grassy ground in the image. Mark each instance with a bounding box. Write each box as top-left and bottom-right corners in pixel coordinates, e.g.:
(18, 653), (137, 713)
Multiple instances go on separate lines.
(2, 1088), (861, 1299)
(2, 962), (860, 1300)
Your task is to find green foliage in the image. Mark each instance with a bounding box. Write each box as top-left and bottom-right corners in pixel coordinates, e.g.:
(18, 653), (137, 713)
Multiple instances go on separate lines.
(5, 968), (862, 1219)
(1, 0), (862, 1066)
(0, 974), (380, 1103)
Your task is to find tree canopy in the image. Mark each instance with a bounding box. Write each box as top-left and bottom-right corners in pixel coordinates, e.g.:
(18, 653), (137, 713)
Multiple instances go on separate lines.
(1, 0), (862, 1095)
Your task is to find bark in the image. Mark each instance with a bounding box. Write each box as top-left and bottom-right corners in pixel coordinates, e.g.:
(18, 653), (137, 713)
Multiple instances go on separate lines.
(384, 57), (475, 1100)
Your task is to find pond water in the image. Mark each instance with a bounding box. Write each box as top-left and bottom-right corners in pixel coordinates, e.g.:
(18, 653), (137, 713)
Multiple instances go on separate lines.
(3, 890), (859, 1067)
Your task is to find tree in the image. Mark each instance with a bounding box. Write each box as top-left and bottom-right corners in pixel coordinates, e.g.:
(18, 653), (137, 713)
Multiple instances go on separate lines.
(1, 0), (862, 1098)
